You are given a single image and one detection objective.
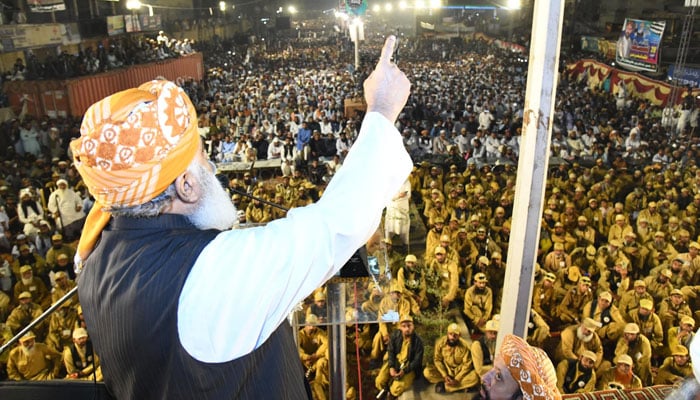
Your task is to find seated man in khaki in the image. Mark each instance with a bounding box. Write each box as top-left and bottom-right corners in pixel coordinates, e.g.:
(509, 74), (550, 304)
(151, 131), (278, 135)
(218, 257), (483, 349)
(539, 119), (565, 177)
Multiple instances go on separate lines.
(556, 350), (597, 394)
(596, 354), (642, 390)
(375, 315), (423, 400)
(6, 331), (62, 381)
(654, 346), (693, 385)
(423, 323), (479, 393)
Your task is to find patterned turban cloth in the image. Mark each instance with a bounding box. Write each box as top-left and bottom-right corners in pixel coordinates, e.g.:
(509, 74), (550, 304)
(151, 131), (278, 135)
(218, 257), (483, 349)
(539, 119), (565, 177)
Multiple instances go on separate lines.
(71, 80), (200, 262)
(500, 334), (561, 400)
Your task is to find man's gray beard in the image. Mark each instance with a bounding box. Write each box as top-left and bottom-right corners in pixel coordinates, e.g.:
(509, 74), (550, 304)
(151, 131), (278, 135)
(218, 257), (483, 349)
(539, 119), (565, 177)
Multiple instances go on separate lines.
(187, 164), (238, 231)
(21, 276), (33, 285)
(577, 326), (594, 342)
(20, 344), (35, 357)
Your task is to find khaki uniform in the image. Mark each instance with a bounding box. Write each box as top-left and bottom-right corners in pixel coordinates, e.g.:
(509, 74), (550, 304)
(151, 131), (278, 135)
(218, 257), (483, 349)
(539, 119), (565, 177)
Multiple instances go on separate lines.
(542, 251), (572, 275)
(51, 280), (78, 309)
(63, 343), (103, 381)
(46, 308), (79, 352)
(667, 326), (694, 355)
(6, 342), (62, 380)
(429, 258), (460, 305)
(13, 277), (51, 310)
(532, 282), (562, 325)
(397, 266), (428, 311)
(554, 324), (604, 369)
(527, 309), (551, 347)
(471, 336), (496, 377)
(614, 335), (652, 385)
(423, 336), (479, 392)
(581, 301), (625, 342)
(463, 285), (492, 331)
(371, 296), (412, 360)
(298, 327), (329, 400)
(558, 286), (593, 326)
(245, 204), (271, 224)
(643, 275), (674, 304)
(654, 357), (693, 385)
(657, 297), (692, 332)
(556, 359), (597, 394)
(618, 291), (653, 322)
(6, 303), (46, 339)
(630, 311), (664, 354)
(596, 367), (643, 390)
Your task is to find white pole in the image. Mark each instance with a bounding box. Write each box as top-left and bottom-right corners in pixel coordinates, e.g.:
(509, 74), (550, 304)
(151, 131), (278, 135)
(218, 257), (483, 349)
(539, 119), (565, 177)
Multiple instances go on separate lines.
(354, 22), (360, 70)
(497, 0), (565, 349)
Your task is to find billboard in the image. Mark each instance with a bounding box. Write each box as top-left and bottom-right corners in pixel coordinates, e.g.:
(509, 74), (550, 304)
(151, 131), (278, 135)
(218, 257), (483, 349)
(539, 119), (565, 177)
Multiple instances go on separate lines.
(107, 15), (125, 36)
(616, 18), (666, 72)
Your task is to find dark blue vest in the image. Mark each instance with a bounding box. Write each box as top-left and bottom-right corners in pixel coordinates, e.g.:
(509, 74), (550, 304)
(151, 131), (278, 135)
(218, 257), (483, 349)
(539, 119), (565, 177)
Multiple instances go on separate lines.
(79, 214), (309, 399)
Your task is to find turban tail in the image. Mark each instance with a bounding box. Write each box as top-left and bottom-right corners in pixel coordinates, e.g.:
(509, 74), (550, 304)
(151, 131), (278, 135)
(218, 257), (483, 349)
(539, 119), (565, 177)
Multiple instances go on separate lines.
(500, 334), (561, 400)
(71, 80), (200, 262)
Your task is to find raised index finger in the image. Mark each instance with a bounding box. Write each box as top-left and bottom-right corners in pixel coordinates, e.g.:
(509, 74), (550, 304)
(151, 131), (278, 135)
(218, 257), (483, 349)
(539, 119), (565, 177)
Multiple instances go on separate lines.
(378, 35), (396, 66)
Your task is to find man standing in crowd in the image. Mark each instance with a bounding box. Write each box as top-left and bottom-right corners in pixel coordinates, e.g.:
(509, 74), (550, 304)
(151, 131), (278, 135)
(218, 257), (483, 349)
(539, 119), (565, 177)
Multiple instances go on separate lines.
(47, 178), (85, 242)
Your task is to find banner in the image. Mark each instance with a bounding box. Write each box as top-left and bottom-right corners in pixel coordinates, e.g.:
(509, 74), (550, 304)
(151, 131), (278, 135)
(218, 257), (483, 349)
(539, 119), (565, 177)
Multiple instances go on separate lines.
(107, 15), (125, 36)
(615, 18), (665, 72)
(125, 15), (142, 33)
(139, 14), (162, 32)
(0, 24), (63, 51)
(27, 0), (66, 12)
(668, 64), (700, 88)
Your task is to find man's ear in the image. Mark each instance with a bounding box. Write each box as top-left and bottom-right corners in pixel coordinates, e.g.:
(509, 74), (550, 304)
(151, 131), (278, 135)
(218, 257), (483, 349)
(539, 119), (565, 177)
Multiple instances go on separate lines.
(174, 169), (201, 205)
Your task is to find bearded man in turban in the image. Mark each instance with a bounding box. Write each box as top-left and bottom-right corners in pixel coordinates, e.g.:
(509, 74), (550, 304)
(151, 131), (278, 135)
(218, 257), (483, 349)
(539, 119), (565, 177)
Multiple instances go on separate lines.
(476, 334), (561, 400)
(72, 36), (411, 400)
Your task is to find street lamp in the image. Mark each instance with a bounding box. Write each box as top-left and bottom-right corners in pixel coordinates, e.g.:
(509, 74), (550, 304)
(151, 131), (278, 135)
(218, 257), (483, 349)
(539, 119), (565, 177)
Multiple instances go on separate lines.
(372, 4), (380, 13)
(219, 1), (226, 12)
(384, 3), (393, 12)
(126, 0), (153, 16)
(288, 5), (298, 14)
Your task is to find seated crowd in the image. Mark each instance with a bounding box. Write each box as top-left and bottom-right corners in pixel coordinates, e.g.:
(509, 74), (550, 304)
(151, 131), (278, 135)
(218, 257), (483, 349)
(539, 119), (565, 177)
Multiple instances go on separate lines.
(0, 22), (698, 400)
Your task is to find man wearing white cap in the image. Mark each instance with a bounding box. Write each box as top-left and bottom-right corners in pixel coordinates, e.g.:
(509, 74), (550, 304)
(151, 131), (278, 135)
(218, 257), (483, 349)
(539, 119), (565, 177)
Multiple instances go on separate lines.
(423, 323), (479, 393)
(63, 327), (102, 381)
(6, 331), (62, 380)
(613, 322), (652, 385)
(555, 350), (597, 394)
(472, 318), (499, 377)
(596, 354), (642, 390)
(655, 346), (692, 385)
(554, 317), (604, 370)
(47, 178), (85, 242)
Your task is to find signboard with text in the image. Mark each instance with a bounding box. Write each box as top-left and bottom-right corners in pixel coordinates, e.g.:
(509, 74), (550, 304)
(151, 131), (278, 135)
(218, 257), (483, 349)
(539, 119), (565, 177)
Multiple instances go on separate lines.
(615, 18), (666, 72)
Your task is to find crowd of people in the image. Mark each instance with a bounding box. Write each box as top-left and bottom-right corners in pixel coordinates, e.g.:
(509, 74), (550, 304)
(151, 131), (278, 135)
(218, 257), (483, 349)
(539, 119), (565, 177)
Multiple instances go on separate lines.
(0, 17), (698, 400)
(3, 30), (195, 83)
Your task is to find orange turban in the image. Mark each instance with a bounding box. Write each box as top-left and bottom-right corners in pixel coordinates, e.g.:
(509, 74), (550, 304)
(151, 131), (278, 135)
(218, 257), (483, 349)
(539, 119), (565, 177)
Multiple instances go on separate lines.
(71, 80), (200, 262)
(499, 334), (561, 400)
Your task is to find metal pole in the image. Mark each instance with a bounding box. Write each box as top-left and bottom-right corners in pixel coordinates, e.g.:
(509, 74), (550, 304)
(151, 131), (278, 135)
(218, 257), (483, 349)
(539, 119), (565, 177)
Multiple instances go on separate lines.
(0, 286), (78, 355)
(328, 281), (347, 400)
(497, 0), (565, 348)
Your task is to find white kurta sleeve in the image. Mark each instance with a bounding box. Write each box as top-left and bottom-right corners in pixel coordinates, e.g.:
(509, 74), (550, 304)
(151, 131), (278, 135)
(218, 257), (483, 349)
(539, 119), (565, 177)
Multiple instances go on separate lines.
(178, 112), (413, 362)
